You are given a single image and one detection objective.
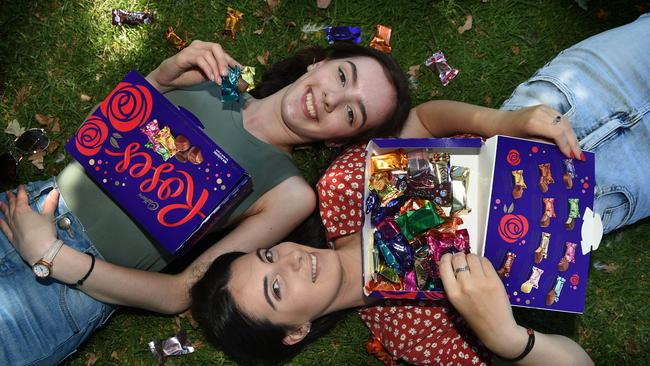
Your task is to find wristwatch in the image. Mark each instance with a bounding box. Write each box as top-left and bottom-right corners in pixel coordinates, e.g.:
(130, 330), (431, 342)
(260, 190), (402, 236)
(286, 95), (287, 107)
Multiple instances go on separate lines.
(32, 239), (64, 279)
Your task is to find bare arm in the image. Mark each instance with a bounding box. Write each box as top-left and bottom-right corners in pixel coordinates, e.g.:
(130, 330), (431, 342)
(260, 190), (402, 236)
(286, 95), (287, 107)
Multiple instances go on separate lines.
(399, 100), (582, 159)
(439, 253), (593, 366)
(0, 178), (315, 314)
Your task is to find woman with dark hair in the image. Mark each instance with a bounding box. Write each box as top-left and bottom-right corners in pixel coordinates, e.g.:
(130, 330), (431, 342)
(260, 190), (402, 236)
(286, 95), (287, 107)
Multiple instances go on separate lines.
(0, 40), (411, 365)
(190, 14), (649, 366)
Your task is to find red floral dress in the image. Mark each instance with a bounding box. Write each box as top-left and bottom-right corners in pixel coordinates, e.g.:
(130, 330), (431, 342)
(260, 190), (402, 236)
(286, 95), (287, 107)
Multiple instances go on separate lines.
(318, 144), (492, 366)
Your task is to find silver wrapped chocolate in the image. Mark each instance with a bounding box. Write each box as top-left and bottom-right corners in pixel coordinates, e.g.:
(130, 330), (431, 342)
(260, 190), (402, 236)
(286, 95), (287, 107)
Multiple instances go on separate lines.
(148, 330), (195, 363)
(451, 166), (471, 214)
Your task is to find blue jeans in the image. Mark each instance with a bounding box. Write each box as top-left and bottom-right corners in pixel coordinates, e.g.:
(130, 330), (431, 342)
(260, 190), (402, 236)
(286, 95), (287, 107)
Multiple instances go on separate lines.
(0, 178), (116, 365)
(501, 13), (650, 234)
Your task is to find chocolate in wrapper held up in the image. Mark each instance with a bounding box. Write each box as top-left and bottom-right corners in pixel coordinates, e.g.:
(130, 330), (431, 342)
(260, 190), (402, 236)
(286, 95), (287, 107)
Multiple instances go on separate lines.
(112, 9), (155, 26)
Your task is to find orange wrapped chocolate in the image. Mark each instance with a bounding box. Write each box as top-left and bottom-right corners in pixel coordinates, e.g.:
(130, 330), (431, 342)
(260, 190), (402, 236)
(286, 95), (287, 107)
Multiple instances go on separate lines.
(370, 150), (406, 174)
(224, 7), (244, 39)
(165, 26), (187, 51)
(369, 24), (392, 53)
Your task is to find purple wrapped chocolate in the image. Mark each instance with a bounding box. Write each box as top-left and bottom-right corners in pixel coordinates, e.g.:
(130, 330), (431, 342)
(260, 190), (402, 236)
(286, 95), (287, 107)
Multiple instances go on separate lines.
(325, 26), (362, 44)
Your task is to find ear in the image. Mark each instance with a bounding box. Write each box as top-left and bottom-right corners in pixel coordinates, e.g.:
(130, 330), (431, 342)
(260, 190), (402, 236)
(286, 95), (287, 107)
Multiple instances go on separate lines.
(282, 322), (311, 346)
(307, 60), (325, 72)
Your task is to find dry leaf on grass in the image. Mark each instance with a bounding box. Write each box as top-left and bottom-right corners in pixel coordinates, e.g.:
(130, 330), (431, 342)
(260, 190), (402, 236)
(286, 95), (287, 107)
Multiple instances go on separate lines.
(80, 93), (92, 102)
(5, 119), (25, 137)
(29, 150), (46, 169)
(511, 46), (521, 55)
(85, 352), (100, 366)
(179, 309), (200, 329)
(35, 113), (53, 126)
(13, 85), (31, 112)
(287, 40), (299, 52)
(110, 351), (119, 360)
(257, 50), (271, 66)
(457, 14), (473, 34)
(317, 0), (332, 8)
(46, 140), (60, 154)
(267, 0), (280, 11)
(408, 65), (421, 79)
(253, 28), (264, 35)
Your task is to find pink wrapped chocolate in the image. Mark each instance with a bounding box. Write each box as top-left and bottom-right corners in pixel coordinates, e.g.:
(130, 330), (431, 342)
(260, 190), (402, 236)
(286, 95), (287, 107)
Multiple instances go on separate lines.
(425, 50), (459, 86)
(520, 266), (544, 293)
(558, 241), (577, 271)
(141, 119), (163, 151)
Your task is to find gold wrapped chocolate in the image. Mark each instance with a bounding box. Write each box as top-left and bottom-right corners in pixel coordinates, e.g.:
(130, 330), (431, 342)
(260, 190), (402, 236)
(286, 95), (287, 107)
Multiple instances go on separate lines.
(240, 66), (256, 92)
(369, 24), (392, 53)
(165, 26), (187, 51)
(451, 166), (471, 214)
(154, 126), (178, 157)
(371, 150), (407, 174)
(224, 7), (244, 39)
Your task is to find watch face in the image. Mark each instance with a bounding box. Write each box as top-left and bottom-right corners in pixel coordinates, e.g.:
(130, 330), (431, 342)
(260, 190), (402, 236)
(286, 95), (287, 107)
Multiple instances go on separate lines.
(33, 262), (51, 278)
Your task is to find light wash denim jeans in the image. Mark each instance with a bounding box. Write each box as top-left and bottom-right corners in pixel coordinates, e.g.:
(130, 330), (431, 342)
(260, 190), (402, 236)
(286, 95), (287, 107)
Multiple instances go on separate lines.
(0, 178), (115, 365)
(501, 13), (650, 234)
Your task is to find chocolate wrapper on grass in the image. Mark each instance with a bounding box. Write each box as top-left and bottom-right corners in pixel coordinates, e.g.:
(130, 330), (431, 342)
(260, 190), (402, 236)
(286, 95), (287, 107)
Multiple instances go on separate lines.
(112, 9), (154, 26)
(369, 24), (392, 53)
(424, 50), (458, 86)
(325, 26), (362, 44)
(224, 7), (243, 39)
(148, 330), (194, 363)
(165, 26), (188, 51)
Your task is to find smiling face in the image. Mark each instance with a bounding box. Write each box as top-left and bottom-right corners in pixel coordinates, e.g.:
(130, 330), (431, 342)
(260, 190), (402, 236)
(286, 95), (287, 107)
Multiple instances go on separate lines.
(280, 56), (398, 143)
(228, 242), (344, 328)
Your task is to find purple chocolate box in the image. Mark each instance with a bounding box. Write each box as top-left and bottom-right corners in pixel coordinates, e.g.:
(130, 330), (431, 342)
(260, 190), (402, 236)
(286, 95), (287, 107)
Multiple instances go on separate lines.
(362, 136), (598, 313)
(65, 70), (251, 255)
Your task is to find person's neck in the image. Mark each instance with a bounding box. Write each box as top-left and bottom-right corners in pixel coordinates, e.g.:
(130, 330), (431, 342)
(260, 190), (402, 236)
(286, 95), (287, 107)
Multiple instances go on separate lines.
(324, 233), (376, 314)
(242, 86), (305, 154)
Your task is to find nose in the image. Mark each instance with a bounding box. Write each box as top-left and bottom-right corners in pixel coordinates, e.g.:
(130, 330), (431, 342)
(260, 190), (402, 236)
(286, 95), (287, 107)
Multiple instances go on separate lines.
(282, 249), (303, 272)
(322, 89), (347, 113)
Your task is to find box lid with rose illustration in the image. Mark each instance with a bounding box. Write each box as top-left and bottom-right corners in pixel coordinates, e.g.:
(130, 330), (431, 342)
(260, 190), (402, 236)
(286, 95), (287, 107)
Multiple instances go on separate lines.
(65, 69), (252, 256)
(361, 136), (602, 313)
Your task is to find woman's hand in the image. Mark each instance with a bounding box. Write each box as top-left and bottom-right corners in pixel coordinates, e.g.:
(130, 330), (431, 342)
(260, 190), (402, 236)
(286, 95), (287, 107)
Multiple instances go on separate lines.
(146, 40), (241, 93)
(439, 252), (529, 359)
(502, 105), (583, 160)
(0, 185), (58, 265)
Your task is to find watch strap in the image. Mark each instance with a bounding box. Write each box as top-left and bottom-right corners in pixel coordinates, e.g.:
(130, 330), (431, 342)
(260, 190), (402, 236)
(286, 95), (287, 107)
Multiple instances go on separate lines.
(41, 239), (64, 264)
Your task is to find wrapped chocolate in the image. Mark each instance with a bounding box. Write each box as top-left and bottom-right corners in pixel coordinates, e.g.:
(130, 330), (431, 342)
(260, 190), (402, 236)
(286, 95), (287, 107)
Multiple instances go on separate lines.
(148, 330), (195, 363)
(453, 228), (470, 253)
(385, 233), (414, 270)
(558, 241), (577, 272)
(424, 50), (459, 86)
(451, 165), (471, 214)
(224, 7), (244, 39)
(369, 24), (392, 53)
(497, 251), (516, 278)
(565, 198), (579, 230)
(165, 26), (187, 51)
(403, 270), (418, 291)
(365, 191), (380, 215)
(154, 126), (178, 158)
(520, 266), (544, 294)
(376, 217), (401, 240)
(374, 232), (401, 273)
(563, 159), (576, 189)
(399, 197), (429, 215)
(221, 65), (243, 102)
(112, 9), (154, 26)
(546, 275), (566, 306)
(407, 150), (451, 206)
(371, 150), (407, 174)
(534, 232), (551, 264)
(366, 278), (401, 292)
(325, 26), (362, 44)
(240, 66), (256, 92)
(538, 163), (554, 193)
(414, 245), (435, 289)
(512, 169), (527, 199)
(395, 201), (444, 241)
(377, 260), (401, 283)
(540, 197), (556, 227)
(141, 119), (163, 152)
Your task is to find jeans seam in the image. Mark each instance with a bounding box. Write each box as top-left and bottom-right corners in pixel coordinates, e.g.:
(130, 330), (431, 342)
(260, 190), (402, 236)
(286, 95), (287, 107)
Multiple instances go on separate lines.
(595, 185), (636, 229)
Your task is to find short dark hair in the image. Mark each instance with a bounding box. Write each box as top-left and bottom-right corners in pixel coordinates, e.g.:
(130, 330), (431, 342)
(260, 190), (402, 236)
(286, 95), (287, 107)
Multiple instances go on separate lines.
(191, 252), (347, 366)
(250, 42), (411, 144)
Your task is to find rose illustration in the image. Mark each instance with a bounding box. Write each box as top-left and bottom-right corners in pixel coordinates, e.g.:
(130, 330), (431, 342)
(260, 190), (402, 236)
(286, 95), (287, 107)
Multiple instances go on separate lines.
(100, 81), (152, 132)
(506, 149), (521, 166)
(570, 274), (580, 286)
(498, 213), (529, 243)
(75, 115), (108, 156)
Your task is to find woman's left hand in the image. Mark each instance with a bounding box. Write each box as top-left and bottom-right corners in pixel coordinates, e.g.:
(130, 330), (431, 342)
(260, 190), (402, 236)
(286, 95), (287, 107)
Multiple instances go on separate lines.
(502, 105), (583, 160)
(0, 185), (59, 265)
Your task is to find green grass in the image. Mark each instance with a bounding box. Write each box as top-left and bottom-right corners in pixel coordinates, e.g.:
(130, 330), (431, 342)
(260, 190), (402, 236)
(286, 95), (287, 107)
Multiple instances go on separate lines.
(1, 0), (649, 365)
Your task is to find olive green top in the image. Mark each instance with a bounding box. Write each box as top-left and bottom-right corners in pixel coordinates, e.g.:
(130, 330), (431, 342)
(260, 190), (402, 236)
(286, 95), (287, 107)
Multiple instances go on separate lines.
(57, 82), (301, 271)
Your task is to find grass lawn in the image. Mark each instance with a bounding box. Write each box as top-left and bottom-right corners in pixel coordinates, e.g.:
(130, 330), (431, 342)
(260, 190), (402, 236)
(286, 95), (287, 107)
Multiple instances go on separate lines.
(1, 0), (649, 365)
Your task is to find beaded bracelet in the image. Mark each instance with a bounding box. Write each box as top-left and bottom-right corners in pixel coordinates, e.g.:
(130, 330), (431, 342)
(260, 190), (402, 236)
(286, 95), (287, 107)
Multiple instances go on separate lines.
(496, 327), (535, 362)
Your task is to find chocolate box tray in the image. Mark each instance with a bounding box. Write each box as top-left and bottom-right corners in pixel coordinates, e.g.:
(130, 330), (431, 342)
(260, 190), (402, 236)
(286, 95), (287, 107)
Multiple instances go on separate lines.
(362, 136), (601, 313)
(65, 70), (252, 255)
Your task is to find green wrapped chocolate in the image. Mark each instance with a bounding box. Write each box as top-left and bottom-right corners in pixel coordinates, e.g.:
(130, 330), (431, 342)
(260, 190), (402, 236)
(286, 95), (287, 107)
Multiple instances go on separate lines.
(378, 260), (401, 283)
(565, 198), (580, 230)
(395, 201), (444, 241)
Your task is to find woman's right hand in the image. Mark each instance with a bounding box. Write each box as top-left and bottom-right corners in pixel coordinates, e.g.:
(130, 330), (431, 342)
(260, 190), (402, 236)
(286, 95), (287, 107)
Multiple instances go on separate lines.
(146, 40), (241, 93)
(439, 252), (530, 359)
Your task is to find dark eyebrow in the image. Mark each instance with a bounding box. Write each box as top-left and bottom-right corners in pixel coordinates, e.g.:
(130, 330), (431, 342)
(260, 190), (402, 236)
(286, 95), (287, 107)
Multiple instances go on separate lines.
(256, 249), (277, 311)
(345, 60), (367, 127)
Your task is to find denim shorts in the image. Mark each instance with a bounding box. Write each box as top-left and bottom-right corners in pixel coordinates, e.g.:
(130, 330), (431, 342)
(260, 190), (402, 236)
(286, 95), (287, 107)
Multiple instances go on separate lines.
(501, 13), (650, 234)
(0, 178), (116, 365)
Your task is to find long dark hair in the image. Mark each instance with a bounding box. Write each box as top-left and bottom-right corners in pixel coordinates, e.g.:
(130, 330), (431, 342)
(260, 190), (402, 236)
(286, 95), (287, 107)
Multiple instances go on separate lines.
(191, 211), (347, 365)
(250, 42), (411, 144)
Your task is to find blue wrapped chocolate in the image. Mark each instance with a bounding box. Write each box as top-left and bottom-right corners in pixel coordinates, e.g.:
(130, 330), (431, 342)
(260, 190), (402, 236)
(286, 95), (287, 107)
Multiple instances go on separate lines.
(325, 26), (362, 44)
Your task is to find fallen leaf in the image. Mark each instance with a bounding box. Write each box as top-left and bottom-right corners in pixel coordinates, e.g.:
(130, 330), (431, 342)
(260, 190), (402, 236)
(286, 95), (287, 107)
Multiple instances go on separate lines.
(592, 261), (619, 273)
(35, 113), (54, 126)
(85, 352), (100, 366)
(287, 40), (298, 52)
(430, 88), (442, 98)
(624, 339), (641, 354)
(50, 119), (60, 133)
(179, 309), (200, 329)
(457, 14), (473, 34)
(28, 150), (46, 169)
(317, 0), (332, 8)
(193, 340), (205, 349)
(253, 28), (264, 35)
(595, 8), (609, 22)
(95, 73), (102, 81)
(80, 93), (92, 102)
(257, 50), (271, 66)
(407, 65), (421, 79)
(13, 85), (31, 112)
(46, 140), (60, 154)
(267, 0), (280, 11)
(5, 119), (25, 137)
(511, 46), (520, 55)
(110, 351), (119, 360)
(484, 96), (493, 106)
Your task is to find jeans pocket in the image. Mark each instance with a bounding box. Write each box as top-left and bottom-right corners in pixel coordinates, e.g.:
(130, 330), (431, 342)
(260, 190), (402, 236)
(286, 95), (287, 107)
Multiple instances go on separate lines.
(500, 76), (576, 121)
(595, 185), (635, 234)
